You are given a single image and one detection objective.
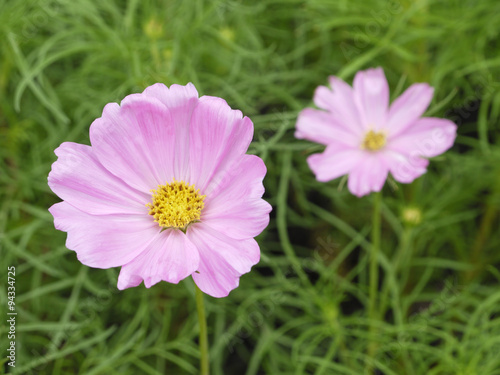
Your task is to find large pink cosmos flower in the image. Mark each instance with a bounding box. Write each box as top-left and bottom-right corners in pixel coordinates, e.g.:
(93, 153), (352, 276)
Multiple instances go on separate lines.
(295, 67), (457, 197)
(48, 83), (271, 298)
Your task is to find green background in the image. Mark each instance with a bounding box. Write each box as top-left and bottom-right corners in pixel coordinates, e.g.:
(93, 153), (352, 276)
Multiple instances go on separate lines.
(1, 0), (500, 374)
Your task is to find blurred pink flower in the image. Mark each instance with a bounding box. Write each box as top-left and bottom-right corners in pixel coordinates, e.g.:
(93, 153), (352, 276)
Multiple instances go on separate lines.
(48, 83), (271, 298)
(295, 67), (457, 197)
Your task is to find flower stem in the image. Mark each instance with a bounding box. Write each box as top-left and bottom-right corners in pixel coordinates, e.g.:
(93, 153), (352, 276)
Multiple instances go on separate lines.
(195, 284), (209, 375)
(368, 191), (382, 359)
(466, 173), (500, 281)
(369, 192), (382, 319)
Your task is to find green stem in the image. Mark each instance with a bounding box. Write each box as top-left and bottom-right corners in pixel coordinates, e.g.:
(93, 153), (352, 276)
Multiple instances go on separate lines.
(467, 198), (497, 281)
(466, 173), (500, 281)
(369, 191), (382, 323)
(195, 284), (209, 375)
(367, 191), (382, 362)
(379, 227), (412, 318)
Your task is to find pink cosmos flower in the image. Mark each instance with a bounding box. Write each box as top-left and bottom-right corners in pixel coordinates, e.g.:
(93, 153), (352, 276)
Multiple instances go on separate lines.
(295, 67), (457, 197)
(48, 83), (271, 298)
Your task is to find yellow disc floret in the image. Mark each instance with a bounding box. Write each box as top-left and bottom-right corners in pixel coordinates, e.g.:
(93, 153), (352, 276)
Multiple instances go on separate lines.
(147, 180), (205, 229)
(361, 130), (386, 151)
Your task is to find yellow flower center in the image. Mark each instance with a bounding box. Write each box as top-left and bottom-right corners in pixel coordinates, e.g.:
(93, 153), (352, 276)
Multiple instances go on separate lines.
(361, 130), (386, 151)
(146, 180), (206, 229)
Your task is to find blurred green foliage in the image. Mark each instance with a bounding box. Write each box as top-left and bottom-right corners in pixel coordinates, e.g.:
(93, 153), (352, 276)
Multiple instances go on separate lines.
(1, 0), (500, 374)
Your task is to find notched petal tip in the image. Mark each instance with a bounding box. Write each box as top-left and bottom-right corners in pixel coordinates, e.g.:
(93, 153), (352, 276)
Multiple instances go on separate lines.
(198, 95), (245, 121)
(119, 92), (168, 112)
(327, 75), (350, 91)
(353, 67), (388, 93)
(313, 85), (334, 110)
(139, 83), (200, 123)
(143, 81), (200, 100)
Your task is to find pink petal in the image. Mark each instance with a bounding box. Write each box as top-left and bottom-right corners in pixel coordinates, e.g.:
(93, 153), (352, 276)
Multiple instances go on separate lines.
(386, 83), (434, 137)
(89, 95), (178, 193)
(117, 229), (200, 289)
(142, 83), (199, 178)
(347, 153), (389, 197)
(295, 108), (359, 147)
(315, 76), (364, 134)
(49, 202), (158, 268)
(202, 155), (271, 240)
(187, 96), (254, 192)
(307, 142), (363, 182)
(388, 117), (457, 158)
(205, 154), (266, 199)
(48, 142), (149, 215)
(202, 200), (271, 241)
(313, 85), (336, 111)
(385, 150), (429, 183)
(352, 67), (389, 130)
(188, 224), (260, 298)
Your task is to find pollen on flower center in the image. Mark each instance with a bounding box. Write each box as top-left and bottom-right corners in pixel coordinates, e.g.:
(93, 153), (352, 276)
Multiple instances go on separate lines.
(146, 180), (206, 229)
(361, 130), (386, 151)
